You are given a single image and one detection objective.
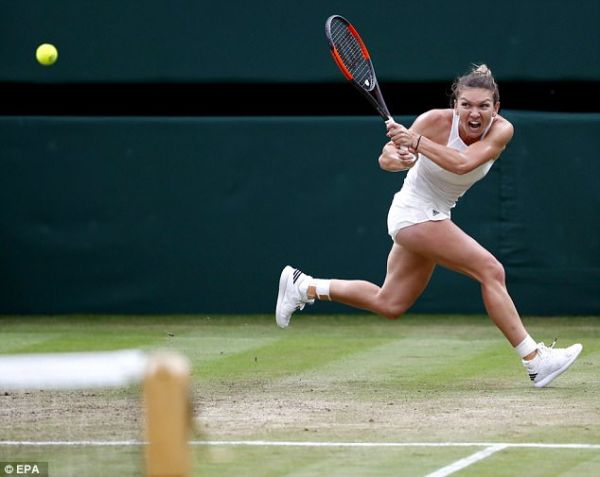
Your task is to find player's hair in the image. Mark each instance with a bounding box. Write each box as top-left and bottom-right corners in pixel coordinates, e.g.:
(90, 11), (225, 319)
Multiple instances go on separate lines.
(450, 64), (500, 105)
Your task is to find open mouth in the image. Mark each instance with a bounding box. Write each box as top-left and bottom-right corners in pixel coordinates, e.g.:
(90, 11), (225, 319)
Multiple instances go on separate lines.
(468, 120), (482, 131)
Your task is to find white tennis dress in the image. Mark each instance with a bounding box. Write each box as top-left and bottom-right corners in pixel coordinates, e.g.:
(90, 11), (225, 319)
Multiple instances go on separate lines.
(387, 112), (495, 240)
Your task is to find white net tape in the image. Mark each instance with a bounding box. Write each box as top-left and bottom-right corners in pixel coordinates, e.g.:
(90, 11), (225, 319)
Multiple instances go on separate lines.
(0, 349), (148, 390)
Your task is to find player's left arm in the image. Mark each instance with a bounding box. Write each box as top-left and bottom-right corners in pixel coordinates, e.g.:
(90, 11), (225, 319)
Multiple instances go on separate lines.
(389, 117), (514, 175)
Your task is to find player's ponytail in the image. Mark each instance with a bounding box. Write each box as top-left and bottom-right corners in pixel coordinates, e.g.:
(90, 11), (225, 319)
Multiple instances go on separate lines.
(473, 64), (492, 76)
(451, 63), (500, 106)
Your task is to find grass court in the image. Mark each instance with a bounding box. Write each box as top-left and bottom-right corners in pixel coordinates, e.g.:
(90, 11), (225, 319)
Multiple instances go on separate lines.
(0, 314), (598, 476)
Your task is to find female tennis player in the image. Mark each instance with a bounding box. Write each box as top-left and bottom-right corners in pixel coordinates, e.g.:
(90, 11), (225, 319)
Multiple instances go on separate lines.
(276, 64), (582, 388)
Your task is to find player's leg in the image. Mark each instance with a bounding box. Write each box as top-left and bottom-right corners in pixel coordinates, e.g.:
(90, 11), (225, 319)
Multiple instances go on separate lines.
(276, 242), (435, 327)
(395, 219), (525, 345)
(325, 242), (436, 319)
(394, 219), (582, 387)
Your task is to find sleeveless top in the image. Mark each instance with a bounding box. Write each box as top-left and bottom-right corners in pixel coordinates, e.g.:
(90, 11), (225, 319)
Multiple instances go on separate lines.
(398, 112), (495, 214)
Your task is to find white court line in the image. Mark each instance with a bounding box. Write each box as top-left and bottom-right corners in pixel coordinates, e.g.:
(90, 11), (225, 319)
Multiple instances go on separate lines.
(0, 440), (143, 447)
(191, 441), (600, 449)
(0, 440), (599, 449)
(2, 440), (597, 477)
(424, 444), (508, 477)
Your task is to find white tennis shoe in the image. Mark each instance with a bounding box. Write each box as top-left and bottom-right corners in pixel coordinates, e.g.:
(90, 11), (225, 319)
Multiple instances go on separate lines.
(275, 266), (314, 328)
(523, 340), (583, 388)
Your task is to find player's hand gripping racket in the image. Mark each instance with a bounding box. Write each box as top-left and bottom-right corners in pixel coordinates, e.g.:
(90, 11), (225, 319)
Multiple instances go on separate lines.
(325, 14), (393, 124)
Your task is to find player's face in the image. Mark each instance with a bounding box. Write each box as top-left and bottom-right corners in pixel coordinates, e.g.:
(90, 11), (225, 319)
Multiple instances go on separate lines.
(454, 87), (499, 144)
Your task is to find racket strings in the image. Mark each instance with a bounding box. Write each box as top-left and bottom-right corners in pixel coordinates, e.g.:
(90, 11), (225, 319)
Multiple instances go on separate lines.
(330, 19), (374, 89)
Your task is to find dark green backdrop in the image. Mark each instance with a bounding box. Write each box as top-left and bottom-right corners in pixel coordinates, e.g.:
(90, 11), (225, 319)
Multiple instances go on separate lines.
(1, 113), (599, 314)
(1, 0), (599, 83)
(1, 0), (599, 315)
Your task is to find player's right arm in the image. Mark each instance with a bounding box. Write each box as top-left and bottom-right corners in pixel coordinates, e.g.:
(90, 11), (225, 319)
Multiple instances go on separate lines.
(378, 141), (417, 172)
(378, 109), (447, 172)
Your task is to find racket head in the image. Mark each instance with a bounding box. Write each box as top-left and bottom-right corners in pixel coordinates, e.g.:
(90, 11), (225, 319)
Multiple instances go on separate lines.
(325, 15), (391, 119)
(325, 15), (377, 90)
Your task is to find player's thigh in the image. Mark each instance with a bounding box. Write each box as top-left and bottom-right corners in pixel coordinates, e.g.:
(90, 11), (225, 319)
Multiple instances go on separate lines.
(394, 220), (501, 282)
(379, 241), (436, 302)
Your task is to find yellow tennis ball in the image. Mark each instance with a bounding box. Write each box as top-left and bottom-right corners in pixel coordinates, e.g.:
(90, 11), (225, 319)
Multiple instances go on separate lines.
(36, 43), (58, 66)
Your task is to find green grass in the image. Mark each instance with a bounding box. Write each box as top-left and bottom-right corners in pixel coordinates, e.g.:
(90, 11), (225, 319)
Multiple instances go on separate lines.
(0, 314), (599, 476)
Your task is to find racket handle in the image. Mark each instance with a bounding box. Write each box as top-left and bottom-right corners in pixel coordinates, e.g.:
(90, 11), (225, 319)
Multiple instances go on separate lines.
(384, 117), (408, 153)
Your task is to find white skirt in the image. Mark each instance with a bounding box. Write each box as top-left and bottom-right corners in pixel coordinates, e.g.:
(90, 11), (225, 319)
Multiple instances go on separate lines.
(387, 191), (450, 241)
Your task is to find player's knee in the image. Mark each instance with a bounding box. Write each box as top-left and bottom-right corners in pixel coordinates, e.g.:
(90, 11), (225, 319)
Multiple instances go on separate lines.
(379, 301), (410, 320)
(375, 290), (415, 320)
(481, 256), (506, 285)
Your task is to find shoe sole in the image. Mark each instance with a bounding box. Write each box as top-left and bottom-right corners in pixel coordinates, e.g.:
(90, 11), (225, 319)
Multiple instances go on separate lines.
(535, 343), (583, 388)
(275, 266), (293, 328)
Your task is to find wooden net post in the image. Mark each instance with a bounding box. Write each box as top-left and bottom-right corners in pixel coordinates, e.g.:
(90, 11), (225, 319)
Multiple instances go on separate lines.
(143, 351), (191, 477)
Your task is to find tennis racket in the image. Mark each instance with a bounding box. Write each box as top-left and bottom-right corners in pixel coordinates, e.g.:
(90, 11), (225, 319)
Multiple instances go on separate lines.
(325, 15), (393, 123)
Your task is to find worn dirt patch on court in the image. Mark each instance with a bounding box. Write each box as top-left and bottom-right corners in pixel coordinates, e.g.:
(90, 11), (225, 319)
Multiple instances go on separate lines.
(195, 378), (600, 442)
(2, 373), (598, 444)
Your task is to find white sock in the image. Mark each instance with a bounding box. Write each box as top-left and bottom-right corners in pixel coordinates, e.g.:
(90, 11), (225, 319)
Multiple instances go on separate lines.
(311, 279), (331, 301)
(515, 335), (538, 360)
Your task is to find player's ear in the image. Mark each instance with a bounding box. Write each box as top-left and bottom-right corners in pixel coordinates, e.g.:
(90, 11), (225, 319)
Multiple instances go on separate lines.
(493, 101), (500, 116)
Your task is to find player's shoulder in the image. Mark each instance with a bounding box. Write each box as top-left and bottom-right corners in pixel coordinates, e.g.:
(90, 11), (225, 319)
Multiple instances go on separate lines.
(414, 108), (453, 125)
(411, 109), (453, 137)
(494, 114), (514, 131)
(490, 114), (514, 142)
